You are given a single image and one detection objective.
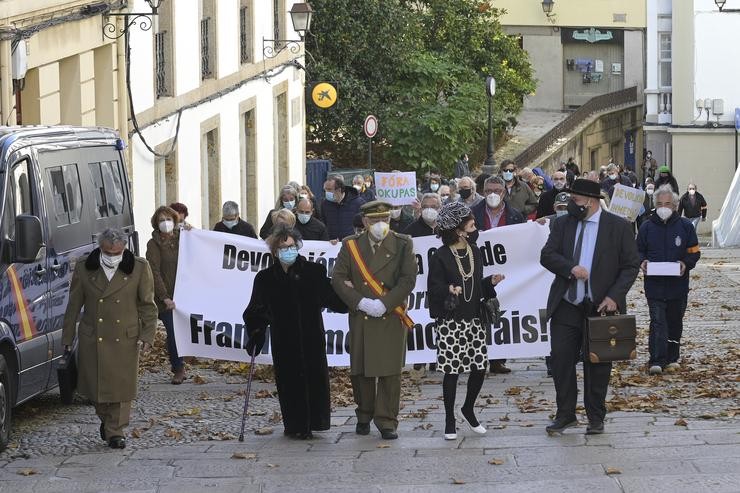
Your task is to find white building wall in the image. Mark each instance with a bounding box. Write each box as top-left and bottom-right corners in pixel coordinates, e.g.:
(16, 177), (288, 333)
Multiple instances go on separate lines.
(127, 0), (306, 234)
(693, 1), (740, 123)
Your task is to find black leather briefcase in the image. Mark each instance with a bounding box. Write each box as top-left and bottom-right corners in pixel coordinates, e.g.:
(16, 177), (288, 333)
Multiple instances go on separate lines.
(584, 313), (637, 364)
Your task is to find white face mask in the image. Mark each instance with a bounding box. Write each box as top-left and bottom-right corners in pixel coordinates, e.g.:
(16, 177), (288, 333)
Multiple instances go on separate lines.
(159, 219), (175, 233)
(656, 207), (673, 221)
(222, 219), (239, 229)
(486, 192), (502, 209)
(369, 221), (390, 241)
(297, 212), (312, 224)
(430, 183), (440, 192)
(354, 184), (363, 191)
(688, 189), (696, 195)
(555, 209), (568, 217)
(283, 200), (295, 209)
(646, 187), (654, 196)
(421, 208), (438, 224)
(389, 209), (402, 219)
(608, 174), (618, 180)
(101, 252), (123, 269)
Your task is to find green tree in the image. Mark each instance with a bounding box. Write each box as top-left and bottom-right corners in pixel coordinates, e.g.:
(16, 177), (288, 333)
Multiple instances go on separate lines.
(306, 0), (535, 174)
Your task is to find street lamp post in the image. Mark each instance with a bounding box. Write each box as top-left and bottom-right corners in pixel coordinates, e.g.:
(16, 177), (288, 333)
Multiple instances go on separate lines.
(484, 76), (496, 169)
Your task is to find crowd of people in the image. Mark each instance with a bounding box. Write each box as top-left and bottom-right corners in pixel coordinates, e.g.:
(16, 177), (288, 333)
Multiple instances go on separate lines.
(61, 152), (705, 447)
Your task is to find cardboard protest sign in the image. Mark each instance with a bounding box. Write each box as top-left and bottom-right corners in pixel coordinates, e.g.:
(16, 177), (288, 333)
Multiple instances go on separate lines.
(373, 172), (418, 206)
(609, 184), (645, 222)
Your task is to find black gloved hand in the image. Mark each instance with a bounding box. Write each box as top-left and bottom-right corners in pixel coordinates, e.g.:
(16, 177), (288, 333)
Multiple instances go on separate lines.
(245, 334), (265, 357)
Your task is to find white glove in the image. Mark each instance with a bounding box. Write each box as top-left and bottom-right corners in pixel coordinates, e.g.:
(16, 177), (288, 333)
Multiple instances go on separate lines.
(357, 298), (374, 315)
(367, 299), (387, 318)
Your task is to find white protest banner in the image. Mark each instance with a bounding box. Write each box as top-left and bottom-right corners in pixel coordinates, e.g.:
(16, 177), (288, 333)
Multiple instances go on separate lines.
(172, 222), (555, 366)
(609, 184), (645, 222)
(373, 172), (418, 206)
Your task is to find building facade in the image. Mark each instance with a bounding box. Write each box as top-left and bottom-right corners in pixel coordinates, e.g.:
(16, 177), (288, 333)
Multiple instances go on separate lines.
(644, 0), (738, 234)
(128, 0), (307, 232)
(495, 0), (646, 172)
(495, 0), (646, 111)
(0, 0), (124, 132)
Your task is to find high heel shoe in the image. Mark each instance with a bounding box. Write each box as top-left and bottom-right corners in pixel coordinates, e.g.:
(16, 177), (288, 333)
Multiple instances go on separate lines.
(460, 407), (486, 435)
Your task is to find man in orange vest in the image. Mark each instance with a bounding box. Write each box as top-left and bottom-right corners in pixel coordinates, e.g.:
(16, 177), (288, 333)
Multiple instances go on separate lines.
(332, 201), (418, 440)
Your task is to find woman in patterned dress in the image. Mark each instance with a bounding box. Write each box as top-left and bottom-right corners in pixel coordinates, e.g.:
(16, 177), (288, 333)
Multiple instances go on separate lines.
(427, 202), (505, 440)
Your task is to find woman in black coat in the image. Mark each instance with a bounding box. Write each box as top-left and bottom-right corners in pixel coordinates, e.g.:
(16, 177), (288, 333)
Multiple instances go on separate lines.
(243, 225), (347, 439)
(427, 202), (504, 441)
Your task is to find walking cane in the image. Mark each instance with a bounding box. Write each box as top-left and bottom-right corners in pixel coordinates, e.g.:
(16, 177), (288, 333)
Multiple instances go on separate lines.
(238, 352), (258, 442)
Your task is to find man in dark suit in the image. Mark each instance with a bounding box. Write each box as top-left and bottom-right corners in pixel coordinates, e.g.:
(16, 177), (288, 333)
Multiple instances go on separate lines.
(540, 179), (639, 435)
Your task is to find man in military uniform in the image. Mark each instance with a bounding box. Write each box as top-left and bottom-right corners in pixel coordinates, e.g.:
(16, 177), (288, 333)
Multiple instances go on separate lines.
(62, 228), (158, 449)
(332, 201), (417, 440)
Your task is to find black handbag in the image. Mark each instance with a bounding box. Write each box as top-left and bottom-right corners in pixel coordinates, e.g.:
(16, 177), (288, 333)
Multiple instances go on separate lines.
(478, 297), (502, 327)
(443, 292), (460, 315)
(57, 349), (77, 405)
(584, 312), (637, 363)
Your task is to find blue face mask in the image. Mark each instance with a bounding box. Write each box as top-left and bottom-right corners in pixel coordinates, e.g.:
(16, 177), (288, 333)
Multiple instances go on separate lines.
(325, 191), (335, 202)
(555, 210), (568, 217)
(278, 246), (299, 265)
(502, 171), (514, 181)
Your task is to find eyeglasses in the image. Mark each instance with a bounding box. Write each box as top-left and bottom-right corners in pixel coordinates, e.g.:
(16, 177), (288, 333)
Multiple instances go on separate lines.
(504, 168), (515, 172)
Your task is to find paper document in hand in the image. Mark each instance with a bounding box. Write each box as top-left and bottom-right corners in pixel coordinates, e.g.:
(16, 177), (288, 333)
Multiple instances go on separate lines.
(646, 262), (681, 276)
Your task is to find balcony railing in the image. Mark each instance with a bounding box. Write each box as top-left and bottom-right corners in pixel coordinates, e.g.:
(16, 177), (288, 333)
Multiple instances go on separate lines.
(240, 7), (250, 64)
(513, 86), (640, 168)
(155, 30), (168, 97)
(201, 17), (212, 79)
(645, 89), (673, 125)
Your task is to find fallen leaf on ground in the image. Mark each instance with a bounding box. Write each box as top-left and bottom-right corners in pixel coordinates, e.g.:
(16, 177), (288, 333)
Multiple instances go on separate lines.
(164, 428), (183, 440)
(255, 427), (274, 436)
(377, 443), (391, 449)
(231, 452), (257, 460)
(605, 467), (622, 475)
(488, 458), (505, 465)
(17, 469), (37, 476)
(179, 407), (201, 417)
(266, 463), (279, 468)
(674, 418), (688, 426)
(191, 374), (207, 385)
(451, 478), (466, 485)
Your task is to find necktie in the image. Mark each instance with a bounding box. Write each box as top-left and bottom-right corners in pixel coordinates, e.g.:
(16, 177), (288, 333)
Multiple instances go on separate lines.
(568, 221), (586, 303)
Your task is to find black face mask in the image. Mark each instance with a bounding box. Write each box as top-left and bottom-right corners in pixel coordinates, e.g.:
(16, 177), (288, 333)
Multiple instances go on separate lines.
(459, 188), (472, 200)
(567, 200), (589, 221)
(466, 229), (479, 245)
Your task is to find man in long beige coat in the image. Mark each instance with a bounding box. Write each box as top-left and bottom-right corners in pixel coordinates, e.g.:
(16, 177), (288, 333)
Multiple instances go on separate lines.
(62, 228), (158, 449)
(332, 201), (417, 439)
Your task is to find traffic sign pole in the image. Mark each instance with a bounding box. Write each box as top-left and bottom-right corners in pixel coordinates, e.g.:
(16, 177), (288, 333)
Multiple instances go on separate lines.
(363, 115), (378, 170)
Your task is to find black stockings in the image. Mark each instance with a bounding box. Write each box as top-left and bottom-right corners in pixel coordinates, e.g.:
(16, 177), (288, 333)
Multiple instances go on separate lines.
(442, 370), (485, 432)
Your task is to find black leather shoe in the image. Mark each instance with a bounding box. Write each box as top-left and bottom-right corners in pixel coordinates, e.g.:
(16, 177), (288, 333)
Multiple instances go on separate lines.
(546, 416), (578, 435)
(355, 422), (370, 435)
(586, 420), (604, 435)
(490, 361), (512, 374)
(100, 423), (106, 441)
(108, 436), (126, 449)
(380, 429), (398, 440)
(295, 431), (314, 440)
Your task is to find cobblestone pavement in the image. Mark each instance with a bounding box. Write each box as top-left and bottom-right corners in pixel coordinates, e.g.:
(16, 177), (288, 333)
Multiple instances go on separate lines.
(0, 246), (738, 492)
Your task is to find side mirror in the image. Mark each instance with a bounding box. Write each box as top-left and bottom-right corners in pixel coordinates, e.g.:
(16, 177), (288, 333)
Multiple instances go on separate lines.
(15, 215), (43, 263)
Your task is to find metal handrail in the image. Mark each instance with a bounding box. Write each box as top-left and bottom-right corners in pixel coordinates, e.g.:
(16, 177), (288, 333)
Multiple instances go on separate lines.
(513, 86), (640, 167)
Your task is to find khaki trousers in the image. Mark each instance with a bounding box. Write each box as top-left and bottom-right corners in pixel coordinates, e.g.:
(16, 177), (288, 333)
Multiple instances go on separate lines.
(94, 401), (132, 439)
(350, 375), (401, 431)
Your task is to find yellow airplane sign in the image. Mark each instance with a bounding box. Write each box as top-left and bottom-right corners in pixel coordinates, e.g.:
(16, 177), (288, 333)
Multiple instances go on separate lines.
(312, 82), (337, 109)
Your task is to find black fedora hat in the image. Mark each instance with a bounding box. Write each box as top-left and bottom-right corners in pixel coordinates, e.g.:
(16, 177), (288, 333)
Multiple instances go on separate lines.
(567, 178), (602, 199)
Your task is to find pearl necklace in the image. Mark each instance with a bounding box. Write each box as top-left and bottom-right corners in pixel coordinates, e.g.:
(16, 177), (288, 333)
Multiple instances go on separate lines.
(450, 243), (474, 302)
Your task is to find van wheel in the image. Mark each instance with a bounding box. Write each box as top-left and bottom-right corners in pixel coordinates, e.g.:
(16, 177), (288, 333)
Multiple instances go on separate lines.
(0, 355), (11, 451)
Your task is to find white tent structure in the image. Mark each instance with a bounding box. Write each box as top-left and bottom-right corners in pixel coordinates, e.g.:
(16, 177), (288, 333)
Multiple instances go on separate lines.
(712, 164), (740, 247)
